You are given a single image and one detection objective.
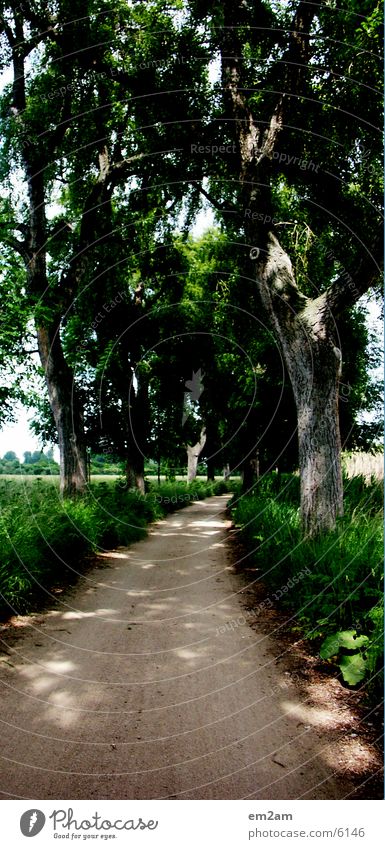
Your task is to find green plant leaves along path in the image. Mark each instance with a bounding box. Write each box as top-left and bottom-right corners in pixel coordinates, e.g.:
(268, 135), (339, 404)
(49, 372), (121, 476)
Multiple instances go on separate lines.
(0, 496), (381, 800)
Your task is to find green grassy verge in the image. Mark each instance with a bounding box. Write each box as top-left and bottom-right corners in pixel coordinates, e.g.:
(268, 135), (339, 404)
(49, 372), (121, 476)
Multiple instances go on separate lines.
(230, 473), (383, 698)
(0, 477), (232, 619)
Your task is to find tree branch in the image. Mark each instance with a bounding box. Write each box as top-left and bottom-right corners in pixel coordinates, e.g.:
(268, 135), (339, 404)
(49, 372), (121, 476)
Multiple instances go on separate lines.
(258, 2), (317, 165)
(0, 14), (15, 46)
(0, 231), (31, 264)
(220, 1), (316, 178)
(325, 231), (383, 315)
(190, 180), (238, 215)
(108, 152), (147, 184)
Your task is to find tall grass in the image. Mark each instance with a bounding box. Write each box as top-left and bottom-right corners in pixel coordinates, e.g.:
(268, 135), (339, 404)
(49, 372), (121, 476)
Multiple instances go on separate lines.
(0, 477), (232, 618)
(230, 472), (383, 696)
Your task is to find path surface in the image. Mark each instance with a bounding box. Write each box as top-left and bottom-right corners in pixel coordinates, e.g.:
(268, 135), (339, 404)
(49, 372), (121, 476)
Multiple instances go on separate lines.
(0, 495), (369, 799)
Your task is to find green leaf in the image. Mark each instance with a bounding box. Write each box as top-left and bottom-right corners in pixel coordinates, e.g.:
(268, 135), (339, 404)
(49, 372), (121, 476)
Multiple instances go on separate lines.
(320, 630), (369, 659)
(337, 631), (369, 650)
(338, 654), (367, 686)
(320, 634), (341, 659)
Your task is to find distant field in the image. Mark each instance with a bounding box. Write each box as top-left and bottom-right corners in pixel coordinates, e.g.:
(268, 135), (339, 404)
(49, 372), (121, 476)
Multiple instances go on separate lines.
(0, 474), (240, 484)
(0, 461), (382, 486)
(342, 452), (384, 482)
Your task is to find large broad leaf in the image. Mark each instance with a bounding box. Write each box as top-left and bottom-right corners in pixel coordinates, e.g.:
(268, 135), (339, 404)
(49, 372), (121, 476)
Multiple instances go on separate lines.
(337, 631), (369, 650)
(338, 653), (367, 686)
(319, 633), (340, 659)
(320, 630), (369, 659)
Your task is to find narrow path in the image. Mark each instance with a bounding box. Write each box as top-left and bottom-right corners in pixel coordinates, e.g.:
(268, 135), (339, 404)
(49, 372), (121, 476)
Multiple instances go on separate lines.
(0, 495), (374, 799)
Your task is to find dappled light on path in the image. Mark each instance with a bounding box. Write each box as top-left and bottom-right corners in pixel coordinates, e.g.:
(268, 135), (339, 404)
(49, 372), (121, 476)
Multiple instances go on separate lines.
(0, 496), (380, 799)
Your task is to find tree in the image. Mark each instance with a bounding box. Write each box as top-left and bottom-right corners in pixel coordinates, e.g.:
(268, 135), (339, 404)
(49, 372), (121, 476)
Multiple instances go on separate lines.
(188, 0), (383, 534)
(0, 0), (206, 493)
(1, 0), (381, 518)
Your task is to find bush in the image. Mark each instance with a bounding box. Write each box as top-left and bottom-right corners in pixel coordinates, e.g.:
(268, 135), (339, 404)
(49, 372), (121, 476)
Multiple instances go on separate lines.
(231, 472), (384, 697)
(0, 477), (220, 618)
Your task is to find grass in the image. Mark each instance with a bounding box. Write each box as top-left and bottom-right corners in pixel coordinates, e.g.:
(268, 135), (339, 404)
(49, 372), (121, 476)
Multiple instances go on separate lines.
(230, 472), (384, 698)
(0, 476), (233, 619)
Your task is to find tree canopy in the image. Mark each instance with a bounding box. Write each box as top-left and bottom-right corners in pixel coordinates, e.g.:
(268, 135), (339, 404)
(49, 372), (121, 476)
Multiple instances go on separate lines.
(0, 0), (382, 532)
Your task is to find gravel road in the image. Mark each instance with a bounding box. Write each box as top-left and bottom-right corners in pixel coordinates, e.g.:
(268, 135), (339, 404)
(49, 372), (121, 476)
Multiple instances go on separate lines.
(0, 494), (363, 799)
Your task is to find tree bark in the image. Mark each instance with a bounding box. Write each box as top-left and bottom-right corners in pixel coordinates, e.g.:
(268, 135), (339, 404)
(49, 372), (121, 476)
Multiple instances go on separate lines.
(187, 427), (206, 483)
(37, 321), (87, 497)
(125, 455), (145, 494)
(296, 361), (343, 535)
(286, 334), (343, 534)
(256, 234), (343, 534)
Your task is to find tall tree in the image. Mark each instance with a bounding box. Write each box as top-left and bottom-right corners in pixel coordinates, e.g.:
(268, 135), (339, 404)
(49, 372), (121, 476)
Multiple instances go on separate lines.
(188, 0), (383, 533)
(0, 0), (208, 493)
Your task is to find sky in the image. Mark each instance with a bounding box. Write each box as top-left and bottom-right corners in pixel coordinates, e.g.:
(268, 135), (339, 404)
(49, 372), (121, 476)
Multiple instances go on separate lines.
(0, 405), (49, 461)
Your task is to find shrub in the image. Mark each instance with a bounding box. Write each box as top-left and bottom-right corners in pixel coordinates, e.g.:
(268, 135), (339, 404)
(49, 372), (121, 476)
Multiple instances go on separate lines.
(0, 477), (220, 618)
(231, 472), (384, 697)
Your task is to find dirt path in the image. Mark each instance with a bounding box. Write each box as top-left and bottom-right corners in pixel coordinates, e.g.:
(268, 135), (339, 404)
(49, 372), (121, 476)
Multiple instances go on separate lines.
(0, 495), (380, 799)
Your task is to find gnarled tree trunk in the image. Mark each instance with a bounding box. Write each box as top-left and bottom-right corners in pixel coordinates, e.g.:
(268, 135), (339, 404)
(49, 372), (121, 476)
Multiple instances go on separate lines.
(242, 451), (260, 493)
(256, 233), (343, 534)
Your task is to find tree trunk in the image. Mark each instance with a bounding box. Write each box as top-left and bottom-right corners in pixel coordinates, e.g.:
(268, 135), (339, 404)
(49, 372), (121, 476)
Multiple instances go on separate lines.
(223, 463), (230, 480)
(187, 427), (206, 483)
(37, 321), (87, 497)
(296, 365), (343, 535)
(124, 423), (145, 493)
(125, 456), (145, 494)
(283, 324), (343, 535)
(124, 371), (148, 494)
(241, 457), (255, 493)
(256, 234), (343, 535)
(207, 457), (216, 481)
